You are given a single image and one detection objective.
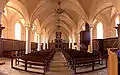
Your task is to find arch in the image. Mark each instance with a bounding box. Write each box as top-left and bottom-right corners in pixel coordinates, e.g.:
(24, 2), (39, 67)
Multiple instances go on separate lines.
(91, 2), (113, 23)
(60, 13), (76, 28)
(110, 12), (120, 26)
(15, 22), (21, 40)
(30, 0), (87, 24)
(47, 27), (69, 41)
(96, 22), (103, 39)
(41, 16), (72, 33)
(46, 22), (70, 36)
(34, 18), (41, 33)
(36, 11), (76, 30)
(6, 0), (29, 24)
(46, 22), (70, 37)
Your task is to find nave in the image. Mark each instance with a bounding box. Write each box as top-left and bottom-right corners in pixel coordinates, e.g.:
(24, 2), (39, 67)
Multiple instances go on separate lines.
(0, 51), (107, 75)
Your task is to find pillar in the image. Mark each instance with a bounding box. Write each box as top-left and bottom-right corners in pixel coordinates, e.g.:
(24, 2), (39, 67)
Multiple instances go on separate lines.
(77, 33), (80, 50)
(45, 39), (48, 49)
(37, 33), (41, 51)
(0, 11), (2, 24)
(0, 11), (5, 37)
(74, 32), (79, 50)
(25, 24), (31, 54)
(115, 24), (120, 49)
(88, 25), (93, 53)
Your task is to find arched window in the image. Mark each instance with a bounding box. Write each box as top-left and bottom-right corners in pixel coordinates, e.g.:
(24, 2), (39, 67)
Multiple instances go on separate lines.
(115, 16), (120, 37)
(96, 22), (103, 39)
(15, 23), (21, 40)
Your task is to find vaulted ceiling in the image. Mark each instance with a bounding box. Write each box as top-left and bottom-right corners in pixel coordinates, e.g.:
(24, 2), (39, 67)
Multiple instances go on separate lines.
(0, 0), (120, 40)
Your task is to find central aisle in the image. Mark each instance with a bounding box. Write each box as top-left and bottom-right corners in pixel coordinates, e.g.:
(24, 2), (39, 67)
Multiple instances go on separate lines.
(47, 51), (72, 75)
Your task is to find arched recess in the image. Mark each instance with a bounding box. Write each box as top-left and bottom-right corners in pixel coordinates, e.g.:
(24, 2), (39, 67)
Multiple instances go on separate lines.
(2, 3), (26, 40)
(8, 9), (25, 39)
(15, 22), (21, 40)
(92, 19), (104, 39)
(96, 22), (103, 39)
(90, 2), (113, 23)
(16, 19), (26, 41)
(48, 27), (69, 43)
(45, 22), (70, 36)
(110, 14), (120, 37)
(6, 0), (29, 25)
(47, 25), (69, 39)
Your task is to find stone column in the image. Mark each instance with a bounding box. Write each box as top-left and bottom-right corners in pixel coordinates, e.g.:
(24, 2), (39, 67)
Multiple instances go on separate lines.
(25, 24), (31, 54)
(74, 32), (79, 50)
(0, 11), (5, 37)
(115, 24), (120, 49)
(0, 11), (2, 24)
(88, 25), (94, 53)
(37, 33), (41, 51)
(0, 11), (5, 65)
(45, 39), (48, 49)
(77, 33), (80, 50)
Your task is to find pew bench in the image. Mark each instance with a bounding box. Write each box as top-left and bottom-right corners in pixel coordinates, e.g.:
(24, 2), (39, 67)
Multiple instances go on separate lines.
(11, 50), (55, 75)
(62, 49), (108, 74)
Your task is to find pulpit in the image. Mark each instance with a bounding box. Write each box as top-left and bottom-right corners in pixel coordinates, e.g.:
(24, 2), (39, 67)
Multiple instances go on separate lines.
(80, 23), (90, 52)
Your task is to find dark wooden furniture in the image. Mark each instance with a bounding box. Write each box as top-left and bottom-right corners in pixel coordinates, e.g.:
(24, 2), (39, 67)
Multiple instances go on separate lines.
(93, 39), (104, 54)
(11, 49), (55, 75)
(0, 38), (38, 57)
(80, 23), (90, 52)
(80, 31), (90, 52)
(62, 49), (108, 74)
(93, 37), (118, 55)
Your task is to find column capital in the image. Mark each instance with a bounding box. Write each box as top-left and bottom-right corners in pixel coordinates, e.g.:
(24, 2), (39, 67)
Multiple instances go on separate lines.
(25, 24), (32, 29)
(37, 33), (40, 35)
(89, 24), (94, 28)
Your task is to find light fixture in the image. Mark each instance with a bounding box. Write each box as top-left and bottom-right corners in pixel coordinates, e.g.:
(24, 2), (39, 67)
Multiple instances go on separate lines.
(55, 0), (64, 15)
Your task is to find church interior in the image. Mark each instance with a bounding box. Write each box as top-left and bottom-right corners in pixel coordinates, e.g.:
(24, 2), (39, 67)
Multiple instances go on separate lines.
(0, 0), (120, 75)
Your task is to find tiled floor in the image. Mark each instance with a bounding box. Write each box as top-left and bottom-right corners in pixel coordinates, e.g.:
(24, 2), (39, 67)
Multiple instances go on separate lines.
(0, 52), (108, 75)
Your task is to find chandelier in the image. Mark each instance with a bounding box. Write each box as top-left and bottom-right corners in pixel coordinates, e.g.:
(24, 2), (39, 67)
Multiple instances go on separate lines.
(55, 0), (64, 39)
(56, 19), (61, 32)
(55, 0), (64, 15)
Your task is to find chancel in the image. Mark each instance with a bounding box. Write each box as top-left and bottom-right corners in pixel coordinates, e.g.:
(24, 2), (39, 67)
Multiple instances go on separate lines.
(0, 0), (120, 75)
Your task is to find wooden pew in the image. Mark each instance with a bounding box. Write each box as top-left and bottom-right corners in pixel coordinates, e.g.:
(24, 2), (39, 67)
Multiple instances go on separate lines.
(62, 49), (108, 74)
(11, 49), (55, 75)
